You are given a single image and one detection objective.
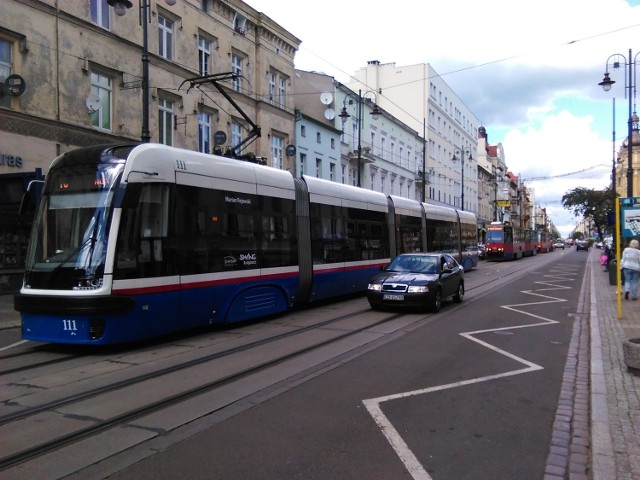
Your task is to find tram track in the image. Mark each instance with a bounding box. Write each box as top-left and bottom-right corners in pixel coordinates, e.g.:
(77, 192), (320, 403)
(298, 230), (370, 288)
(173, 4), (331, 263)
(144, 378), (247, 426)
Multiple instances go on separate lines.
(0, 254), (558, 477)
(0, 306), (374, 425)
(0, 307), (409, 474)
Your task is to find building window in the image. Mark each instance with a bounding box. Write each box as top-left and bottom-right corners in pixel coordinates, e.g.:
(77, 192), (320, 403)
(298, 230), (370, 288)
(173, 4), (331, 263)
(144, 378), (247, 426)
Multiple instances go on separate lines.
(233, 13), (247, 35)
(198, 112), (211, 153)
(90, 72), (112, 131)
(341, 165), (346, 183)
(268, 73), (276, 104)
(91, 0), (110, 29)
(370, 173), (375, 190)
(370, 132), (376, 155)
(316, 158), (322, 178)
(230, 123), (242, 153)
(351, 168), (357, 186)
(158, 15), (173, 60)
(330, 138), (335, 149)
(271, 135), (284, 169)
(0, 39), (13, 109)
(231, 54), (242, 91)
(300, 125), (306, 137)
(351, 122), (357, 150)
(278, 77), (286, 108)
(158, 97), (174, 145)
(299, 153), (306, 178)
(198, 37), (211, 76)
(380, 137), (386, 159)
(201, 0), (213, 13)
(316, 132), (321, 143)
(330, 163), (335, 182)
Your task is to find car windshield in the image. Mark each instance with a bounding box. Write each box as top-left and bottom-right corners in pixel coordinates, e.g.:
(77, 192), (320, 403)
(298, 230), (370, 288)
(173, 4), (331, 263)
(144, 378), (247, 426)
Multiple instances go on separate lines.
(388, 255), (438, 273)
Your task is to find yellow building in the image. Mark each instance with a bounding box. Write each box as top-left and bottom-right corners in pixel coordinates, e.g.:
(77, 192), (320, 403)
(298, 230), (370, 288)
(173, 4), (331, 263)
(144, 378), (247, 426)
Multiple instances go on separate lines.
(614, 113), (640, 198)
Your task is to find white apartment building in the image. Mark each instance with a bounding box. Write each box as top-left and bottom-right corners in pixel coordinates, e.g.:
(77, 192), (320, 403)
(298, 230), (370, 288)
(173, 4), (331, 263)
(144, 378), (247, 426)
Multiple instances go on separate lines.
(347, 60), (480, 213)
(295, 70), (424, 199)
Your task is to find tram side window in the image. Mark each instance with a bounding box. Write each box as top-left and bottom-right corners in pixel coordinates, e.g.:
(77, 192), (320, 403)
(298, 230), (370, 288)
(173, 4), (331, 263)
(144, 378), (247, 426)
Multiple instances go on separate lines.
(460, 222), (477, 253)
(505, 227), (513, 243)
(397, 214), (423, 253)
(426, 218), (457, 254)
(346, 208), (389, 260)
(114, 183), (177, 279)
(310, 203), (346, 264)
(260, 196), (297, 268)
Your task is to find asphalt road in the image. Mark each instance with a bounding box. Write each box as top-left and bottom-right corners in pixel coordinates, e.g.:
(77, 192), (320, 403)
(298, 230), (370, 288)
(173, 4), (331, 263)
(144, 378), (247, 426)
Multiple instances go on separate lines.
(102, 252), (584, 480)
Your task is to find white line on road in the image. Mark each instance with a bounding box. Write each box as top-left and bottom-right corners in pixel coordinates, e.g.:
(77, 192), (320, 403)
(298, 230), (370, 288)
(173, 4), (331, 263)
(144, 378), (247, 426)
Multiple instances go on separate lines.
(362, 266), (577, 480)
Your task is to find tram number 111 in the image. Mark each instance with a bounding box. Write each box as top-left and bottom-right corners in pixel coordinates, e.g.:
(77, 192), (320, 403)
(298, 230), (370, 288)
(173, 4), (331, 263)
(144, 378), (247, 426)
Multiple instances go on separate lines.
(62, 319), (78, 331)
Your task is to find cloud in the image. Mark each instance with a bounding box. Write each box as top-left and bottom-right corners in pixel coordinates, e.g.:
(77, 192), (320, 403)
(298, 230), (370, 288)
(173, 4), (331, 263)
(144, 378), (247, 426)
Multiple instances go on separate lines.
(246, 0), (639, 236)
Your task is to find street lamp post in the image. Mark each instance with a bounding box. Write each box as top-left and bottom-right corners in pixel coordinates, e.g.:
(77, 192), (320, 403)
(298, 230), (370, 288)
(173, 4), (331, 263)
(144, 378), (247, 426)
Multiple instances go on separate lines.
(339, 89), (381, 188)
(599, 48), (639, 198)
(108, 0), (177, 143)
(452, 147), (472, 211)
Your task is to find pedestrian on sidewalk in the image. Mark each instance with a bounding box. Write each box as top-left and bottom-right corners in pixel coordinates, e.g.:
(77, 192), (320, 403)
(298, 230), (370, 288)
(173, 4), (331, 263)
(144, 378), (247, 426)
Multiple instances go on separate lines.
(621, 239), (640, 300)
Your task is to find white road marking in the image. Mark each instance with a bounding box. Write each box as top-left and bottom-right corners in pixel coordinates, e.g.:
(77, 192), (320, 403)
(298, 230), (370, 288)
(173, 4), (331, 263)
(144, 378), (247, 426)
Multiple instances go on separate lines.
(0, 340), (28, 351)
(362, 266), (577, 480)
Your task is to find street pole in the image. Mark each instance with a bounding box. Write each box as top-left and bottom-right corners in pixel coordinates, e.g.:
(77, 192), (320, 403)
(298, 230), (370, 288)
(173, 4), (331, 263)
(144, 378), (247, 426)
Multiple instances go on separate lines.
(141, 0), (150, 143)
(357, 89), (362, 188)
(108, 0), (152, 143)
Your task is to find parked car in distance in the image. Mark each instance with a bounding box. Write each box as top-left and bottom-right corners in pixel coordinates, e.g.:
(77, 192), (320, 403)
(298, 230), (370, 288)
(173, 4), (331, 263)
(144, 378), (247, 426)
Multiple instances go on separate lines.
(554, 239), (565, 250)
(576, 240), (589, 251)
(477, 243), (486, 259)
(367, 253), (464, 313)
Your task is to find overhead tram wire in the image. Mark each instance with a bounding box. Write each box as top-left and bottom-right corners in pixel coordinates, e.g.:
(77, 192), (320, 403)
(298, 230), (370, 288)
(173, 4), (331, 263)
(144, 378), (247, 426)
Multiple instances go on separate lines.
(522, 164), (609, 182)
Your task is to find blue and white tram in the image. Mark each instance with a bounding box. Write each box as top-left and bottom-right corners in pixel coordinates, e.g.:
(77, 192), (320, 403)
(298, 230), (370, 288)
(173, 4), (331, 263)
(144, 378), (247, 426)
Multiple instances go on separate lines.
(423, 203), (478, 272)
(16, 143), (477, 345)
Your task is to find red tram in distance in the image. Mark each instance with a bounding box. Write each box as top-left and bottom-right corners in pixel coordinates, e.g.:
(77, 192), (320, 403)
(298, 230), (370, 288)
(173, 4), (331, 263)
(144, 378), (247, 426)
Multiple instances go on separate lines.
(535, 230), (554, 253)
(485, 222), (537, 261)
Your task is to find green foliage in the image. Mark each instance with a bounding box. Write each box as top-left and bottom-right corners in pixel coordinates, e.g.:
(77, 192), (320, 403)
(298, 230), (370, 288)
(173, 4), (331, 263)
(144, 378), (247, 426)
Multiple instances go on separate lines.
(561, 186), (615, 241)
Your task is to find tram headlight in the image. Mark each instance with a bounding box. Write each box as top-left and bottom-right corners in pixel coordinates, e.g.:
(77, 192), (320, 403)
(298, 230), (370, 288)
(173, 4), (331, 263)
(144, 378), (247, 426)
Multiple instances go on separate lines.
(74, 277), (104, 290)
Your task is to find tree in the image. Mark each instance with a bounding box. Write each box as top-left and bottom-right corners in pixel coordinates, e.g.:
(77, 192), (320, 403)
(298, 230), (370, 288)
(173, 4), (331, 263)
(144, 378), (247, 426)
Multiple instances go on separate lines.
(561, 186), (614, 241)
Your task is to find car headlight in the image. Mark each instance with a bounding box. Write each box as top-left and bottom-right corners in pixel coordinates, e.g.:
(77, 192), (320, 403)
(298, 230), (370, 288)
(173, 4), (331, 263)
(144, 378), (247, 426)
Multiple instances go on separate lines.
(368, 284), (382, 291)
(408, 285), (429, 293)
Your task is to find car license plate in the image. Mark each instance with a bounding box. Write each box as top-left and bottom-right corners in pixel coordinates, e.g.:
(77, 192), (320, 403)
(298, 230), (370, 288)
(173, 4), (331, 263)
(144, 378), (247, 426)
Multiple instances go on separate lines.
(383, 293), (404, 301)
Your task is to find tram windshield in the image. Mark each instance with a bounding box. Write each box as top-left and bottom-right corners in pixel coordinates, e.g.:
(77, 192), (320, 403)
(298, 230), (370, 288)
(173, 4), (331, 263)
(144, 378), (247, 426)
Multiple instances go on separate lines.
(23, 162), (124, 290)
(486, 228), (505, 243)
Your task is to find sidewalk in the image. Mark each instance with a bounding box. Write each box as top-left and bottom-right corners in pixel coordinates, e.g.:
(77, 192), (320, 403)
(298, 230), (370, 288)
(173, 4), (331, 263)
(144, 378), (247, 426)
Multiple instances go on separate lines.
(589, 247), (640, 480)
(0, 251), (638, 478)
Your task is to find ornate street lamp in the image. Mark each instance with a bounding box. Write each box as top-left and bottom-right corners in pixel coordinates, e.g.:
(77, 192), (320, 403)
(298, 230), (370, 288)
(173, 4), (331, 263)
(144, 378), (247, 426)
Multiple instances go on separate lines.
(599, 48), (639, 198)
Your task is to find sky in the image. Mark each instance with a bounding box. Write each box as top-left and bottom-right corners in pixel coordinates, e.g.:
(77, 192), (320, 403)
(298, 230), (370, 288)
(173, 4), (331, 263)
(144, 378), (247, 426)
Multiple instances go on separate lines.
(245, 0), (640, 238)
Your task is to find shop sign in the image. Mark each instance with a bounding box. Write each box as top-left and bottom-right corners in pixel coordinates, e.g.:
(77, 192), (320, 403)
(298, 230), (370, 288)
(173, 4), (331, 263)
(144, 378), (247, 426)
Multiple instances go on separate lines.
(0, 152), (23, 168)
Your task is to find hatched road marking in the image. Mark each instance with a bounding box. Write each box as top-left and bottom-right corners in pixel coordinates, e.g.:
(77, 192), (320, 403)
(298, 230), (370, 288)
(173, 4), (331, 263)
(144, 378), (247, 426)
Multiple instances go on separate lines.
(362, 266), (577, 480)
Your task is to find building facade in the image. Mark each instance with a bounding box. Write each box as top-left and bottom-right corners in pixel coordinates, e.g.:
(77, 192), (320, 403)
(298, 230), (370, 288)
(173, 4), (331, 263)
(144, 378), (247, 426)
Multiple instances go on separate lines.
(613, 115), (640, 198)
(294, 70), (424, 198)
(0, 0), (301, 284)
(346, 60), (480, 213)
